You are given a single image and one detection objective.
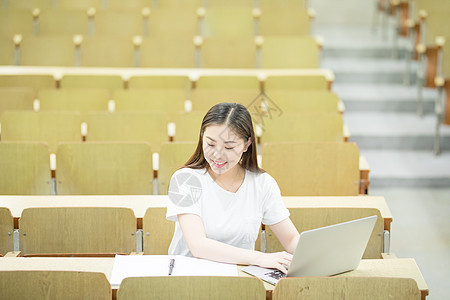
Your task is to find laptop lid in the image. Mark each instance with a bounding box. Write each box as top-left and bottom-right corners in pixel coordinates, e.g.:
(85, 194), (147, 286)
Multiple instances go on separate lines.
(287, 215), (378, 277)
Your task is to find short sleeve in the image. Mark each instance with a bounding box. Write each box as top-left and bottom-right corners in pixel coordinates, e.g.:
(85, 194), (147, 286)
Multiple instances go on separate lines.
(166, 169), (204, 222)
(261, 173), (290, 225)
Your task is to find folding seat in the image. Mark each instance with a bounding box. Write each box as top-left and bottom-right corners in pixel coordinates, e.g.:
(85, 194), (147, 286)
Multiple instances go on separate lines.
(36, 9), (89, 36)
(0, 142), (52, 195)
(265, 90), (340, 113)
(94, 11), (147, 37)
(128, 75), (191, 91)
(261, 36), (320, 69)
(0, 37), (15, 66)
(113, 89), (186, 118)
(85, 112), (168, 152)
(79, 36), (134, 68)
(18, 36), (76, 66)
(0, 87), (35, 117)
(106, 0), (152, 11)
(0, 271), (111, 299)
(117, 277), (265, 300)
(60, 75), (124, 97)
(259, 8), (311, 36)
(171, 111), (205, 142)
(197, 38), (257, 68)
(0, 207), (14, 255)
(201, 7), (256, 38)
(190, 88), (261, 112)
(148, 9), (198, 38)
(0, 75), (56, 93)
(195, 75), (260, 89)
(264, 75), (329, 91)
(142, 206), (175, 254)
(57, 0), (102, 10)
(38, 88), (110, 120)
(19, 207), (137, 255)
(0, 111), (82, 153)
(0, 10), (33, 37)
(139, 37), (196, 68)
(261, 142), (360, 196)
(273, 277), (421, 300)
(56, 142), (153, 194)
(157, 142), (197, 194)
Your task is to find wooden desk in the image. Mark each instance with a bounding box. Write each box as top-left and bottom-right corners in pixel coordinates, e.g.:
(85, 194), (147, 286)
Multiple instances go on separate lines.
(0, 257), (428, 300)
(0, 195), (393, 232)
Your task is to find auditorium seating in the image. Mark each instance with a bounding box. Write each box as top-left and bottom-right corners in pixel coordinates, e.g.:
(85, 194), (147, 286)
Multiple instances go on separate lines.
(85, 112), (168, 151)
(139, 37), (196, 68)
(117, 276), (266, 300)
(1, 111), (82, 153)
(0, 75), (56, 93)
(128, 75), (191, 90)
(171, 111), (205, 142)
(0, 142), (52, 195)
(197, 37), (257, 68)
(0, 87), (35, 117)
(265, 207), (384, 258)
(38, 88), (110, 119)
(264, 74), (331, 91)
(0, 271), (111, 299)
(19, 207), (137, 256)
(60, 75), (123, 95)
(200, 7), (256, 38)
(0, 207), (14, 255)
(261, 142), (360, 196)
(157, 142), (197, 194)
(143, 206), (175, 254)
(113, 89), (186, 117)
(272, 277), (421, 300)
(190, 88), (261, 111)
(55, 142), (153, 195)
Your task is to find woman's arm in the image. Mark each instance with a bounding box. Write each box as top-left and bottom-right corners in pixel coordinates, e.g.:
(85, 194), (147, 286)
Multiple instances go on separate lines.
(268, 218), (300, 254)
(178, 213), (293, 273)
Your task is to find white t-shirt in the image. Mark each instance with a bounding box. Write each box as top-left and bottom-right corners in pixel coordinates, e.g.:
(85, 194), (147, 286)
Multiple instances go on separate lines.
(166, 167), (290, 256)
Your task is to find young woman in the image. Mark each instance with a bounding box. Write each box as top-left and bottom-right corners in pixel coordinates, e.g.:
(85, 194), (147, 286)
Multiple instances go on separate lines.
(166, 102), (299, 273)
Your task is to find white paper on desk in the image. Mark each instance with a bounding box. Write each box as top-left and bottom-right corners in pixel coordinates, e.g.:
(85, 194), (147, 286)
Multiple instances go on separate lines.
(110, 255), (238, 285)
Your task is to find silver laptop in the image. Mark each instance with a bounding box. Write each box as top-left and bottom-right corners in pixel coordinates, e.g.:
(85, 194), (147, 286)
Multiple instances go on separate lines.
(242, 215), (377, 285)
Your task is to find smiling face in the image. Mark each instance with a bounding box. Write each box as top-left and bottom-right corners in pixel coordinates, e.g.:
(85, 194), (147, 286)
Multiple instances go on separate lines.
(202, 124), (250, 175)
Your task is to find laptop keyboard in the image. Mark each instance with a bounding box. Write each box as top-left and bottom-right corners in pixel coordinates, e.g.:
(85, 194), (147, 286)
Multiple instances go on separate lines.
(265, 270), (286, 281)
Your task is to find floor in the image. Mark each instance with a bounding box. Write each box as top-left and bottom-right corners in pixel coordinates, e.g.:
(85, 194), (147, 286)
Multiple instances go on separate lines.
(312, 1), (450, 298)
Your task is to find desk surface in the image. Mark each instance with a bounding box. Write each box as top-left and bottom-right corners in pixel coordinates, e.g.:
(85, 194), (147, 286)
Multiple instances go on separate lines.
(0, 257), (428, 296)
(0, 195), (391, 219)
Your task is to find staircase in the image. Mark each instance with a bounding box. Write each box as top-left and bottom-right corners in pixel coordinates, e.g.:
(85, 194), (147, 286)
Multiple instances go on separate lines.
(315, 25), (450, 188)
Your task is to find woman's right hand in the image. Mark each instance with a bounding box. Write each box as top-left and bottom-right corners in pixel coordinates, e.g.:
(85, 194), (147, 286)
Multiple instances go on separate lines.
(254, 251), (293, 274)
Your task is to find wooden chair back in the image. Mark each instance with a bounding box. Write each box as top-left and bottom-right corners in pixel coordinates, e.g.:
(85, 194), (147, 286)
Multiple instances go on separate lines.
(260, 112), (344, 143)
(261, 142), (360, 196)
(265, 75), (329, 91)
(272, 277), (421, 300)
(261, 36), (320, 69)
(85, 112), (168, 152)
(19, 207), (137, 256)
(266, 207), (384, 259)
(1, 111), (82, 153)
(0, 271), (111, 300)
(200, 38), (257, 68)
(56, 142), (153, 195)
(0, 207), (14, 255)
(0, 87), (34, 117)
(0, 142), (52, 195)
(117, 276), (266, 299)
(60, 75), (123, 97)
(113, 89), (186, 117)
(158, 142), (197, 194)
(143, 207), (175, 254)
(264, 90), (339, 113)
(38, 88), (110, 119)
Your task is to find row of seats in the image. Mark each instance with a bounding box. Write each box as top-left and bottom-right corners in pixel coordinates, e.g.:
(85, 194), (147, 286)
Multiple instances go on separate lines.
(0, 110), (345, 150)
(0, 6), (312, 37)
(0, 73), (332, 96)
(0, 204), (383, 257)
(1, 0), (307, 11)
(0, 141), (361, 196)
(384, 0), (450, 154)
(1, 35), (320, 68)
(0, 271), (421, 300)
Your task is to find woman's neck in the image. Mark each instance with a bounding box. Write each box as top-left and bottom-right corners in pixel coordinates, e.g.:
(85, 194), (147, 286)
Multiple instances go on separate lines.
(208, 165), (245, 192)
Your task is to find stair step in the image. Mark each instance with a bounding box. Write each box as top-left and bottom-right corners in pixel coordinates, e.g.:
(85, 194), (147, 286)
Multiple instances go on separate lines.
(361, 150), (450, 188)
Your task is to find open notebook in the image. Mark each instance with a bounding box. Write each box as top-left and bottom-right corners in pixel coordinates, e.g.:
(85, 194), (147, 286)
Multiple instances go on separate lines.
(110, 255), (238, 285)
(242, 215), (377, 285)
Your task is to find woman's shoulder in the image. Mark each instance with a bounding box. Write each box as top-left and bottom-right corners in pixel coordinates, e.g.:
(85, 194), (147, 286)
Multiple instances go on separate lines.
(246, 170), (277, 185)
